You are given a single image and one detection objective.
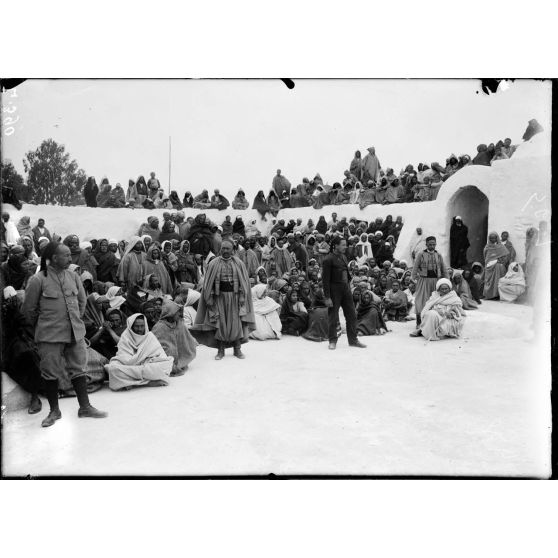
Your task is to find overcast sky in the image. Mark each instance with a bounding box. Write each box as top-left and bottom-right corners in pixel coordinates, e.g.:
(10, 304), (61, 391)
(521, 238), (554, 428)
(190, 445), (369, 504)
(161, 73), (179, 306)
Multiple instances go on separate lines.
(2, 79), (551, 200)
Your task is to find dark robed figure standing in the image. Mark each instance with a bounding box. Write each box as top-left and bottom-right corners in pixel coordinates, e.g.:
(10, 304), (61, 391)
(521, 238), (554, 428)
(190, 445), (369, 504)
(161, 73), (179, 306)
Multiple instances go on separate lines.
(191, 239), (256, 360)
(322, 236), (366, 350)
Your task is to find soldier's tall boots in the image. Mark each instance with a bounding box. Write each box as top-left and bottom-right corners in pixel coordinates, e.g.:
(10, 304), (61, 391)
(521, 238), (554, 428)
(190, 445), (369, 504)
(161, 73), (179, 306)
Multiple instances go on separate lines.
(72, 376), (108, 419)
(41, 380), (61, 428)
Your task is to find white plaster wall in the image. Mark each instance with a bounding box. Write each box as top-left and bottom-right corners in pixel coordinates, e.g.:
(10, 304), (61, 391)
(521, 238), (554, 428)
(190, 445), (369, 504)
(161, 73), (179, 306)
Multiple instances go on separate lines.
(396, 131), (551, 264)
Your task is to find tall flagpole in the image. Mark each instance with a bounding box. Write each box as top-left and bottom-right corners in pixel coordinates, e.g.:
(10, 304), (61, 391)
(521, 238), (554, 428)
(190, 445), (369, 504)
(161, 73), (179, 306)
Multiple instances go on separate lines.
(168, 136), (172, 195)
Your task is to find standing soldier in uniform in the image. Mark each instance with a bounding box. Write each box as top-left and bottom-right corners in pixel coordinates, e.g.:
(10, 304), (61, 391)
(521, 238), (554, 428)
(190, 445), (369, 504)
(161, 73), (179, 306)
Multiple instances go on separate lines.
(23, 242), (108, 427)
(322, 236), (367, 351)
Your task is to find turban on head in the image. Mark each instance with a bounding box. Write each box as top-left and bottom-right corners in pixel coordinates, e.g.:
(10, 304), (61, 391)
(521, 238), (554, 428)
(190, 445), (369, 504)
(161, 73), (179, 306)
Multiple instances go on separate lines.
(436, 278), (452, 290)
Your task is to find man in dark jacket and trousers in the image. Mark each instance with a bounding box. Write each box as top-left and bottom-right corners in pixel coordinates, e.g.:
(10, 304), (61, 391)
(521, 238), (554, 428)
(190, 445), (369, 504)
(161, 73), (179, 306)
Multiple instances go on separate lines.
(322, 236), (366, 350)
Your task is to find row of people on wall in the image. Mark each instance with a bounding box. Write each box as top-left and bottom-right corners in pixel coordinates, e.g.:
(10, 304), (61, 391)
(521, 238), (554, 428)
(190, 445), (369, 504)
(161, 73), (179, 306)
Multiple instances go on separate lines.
(3, 117), (544, 212)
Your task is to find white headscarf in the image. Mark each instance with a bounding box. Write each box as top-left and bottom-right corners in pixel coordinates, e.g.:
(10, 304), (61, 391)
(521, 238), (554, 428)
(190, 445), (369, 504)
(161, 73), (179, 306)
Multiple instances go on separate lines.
(105, 285), (126, 309)
(436, 278), (452, 290)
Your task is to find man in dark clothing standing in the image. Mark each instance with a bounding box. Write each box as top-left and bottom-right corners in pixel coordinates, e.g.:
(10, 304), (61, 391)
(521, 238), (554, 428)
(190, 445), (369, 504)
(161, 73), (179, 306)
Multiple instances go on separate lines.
(322, 236), (366, 351)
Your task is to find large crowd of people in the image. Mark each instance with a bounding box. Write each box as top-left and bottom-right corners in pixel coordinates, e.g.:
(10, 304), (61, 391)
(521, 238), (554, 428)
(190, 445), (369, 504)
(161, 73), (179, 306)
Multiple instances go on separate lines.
(4, 126), (530, 212)
(73, 138), (519, 214)
(0, 119), (547, 429)
(1, 203), (545, 427)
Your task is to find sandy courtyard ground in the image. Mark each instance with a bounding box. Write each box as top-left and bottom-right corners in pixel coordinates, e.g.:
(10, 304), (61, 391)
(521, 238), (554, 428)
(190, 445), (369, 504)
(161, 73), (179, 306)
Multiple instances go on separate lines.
(1, 301), (551, 478)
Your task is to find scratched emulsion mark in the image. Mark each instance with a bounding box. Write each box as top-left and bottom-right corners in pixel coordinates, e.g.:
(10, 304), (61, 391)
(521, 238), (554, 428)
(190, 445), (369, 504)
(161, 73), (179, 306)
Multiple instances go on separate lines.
(0, 78), (26, 91)
(476, 78), (516, 95)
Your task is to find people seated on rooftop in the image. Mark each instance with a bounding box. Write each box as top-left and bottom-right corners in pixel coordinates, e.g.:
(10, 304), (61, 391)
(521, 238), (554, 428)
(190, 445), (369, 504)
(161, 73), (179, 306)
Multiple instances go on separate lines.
(231, 188), (249, 210)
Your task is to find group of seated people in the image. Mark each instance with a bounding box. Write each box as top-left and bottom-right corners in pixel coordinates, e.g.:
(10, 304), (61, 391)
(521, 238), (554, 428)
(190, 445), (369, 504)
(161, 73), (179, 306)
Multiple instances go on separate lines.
(0, 204), (544, 415)
(0, 210), (411, 408)
(26, 132), (520, 213)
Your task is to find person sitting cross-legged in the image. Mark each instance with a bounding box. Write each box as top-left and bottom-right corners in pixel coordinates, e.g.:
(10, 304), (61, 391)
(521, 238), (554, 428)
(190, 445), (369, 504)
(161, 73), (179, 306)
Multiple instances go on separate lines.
(106, 313), (174, 390)
(151, 300), (197, 376)
(383, 279), (409, 321)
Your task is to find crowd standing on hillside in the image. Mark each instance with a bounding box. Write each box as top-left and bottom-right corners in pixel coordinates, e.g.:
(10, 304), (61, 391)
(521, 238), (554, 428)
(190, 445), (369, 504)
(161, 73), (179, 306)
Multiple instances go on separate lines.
(0, 202), (545, 426)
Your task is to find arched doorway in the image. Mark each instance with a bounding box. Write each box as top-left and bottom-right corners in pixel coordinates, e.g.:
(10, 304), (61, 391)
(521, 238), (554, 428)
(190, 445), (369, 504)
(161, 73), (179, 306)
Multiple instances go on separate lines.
(447, 186), (489, 265)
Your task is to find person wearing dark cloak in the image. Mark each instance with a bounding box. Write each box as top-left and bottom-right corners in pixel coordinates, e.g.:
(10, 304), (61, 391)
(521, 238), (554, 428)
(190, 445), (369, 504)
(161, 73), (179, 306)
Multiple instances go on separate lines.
(96, 180), (112, 207)
(192, 189), (211, 209)
(279, 190), (291, 209)
(117, 236), (146, 291)
(500, 231), (517, 263)
(112, 183), (126, 206)
(280, 289), (309, 336)
(449, 216), (470, 268)
(472, 144), (492, 166)
(266, 190), (282, 216)
(135, 175), (148, 205)
(301, 288), (329, 342)
(86, 303), (126, 360)
(252, 190), (271, 220)
(144, 244), (173, 295)
(380, 215), (394, 237)
(482, 232), (510, 300)
(137, 216), (161, 243)
(2, 288), (44, 413)
(356, 289), (387, 336)
(237, 238), (259, 280)
(191, 239), (255, 360)
(175, 240), (198, 284)
(169, 190), (183, 210)
(362, 147), (381, 183)
(210, 189), (230, 211)
(221, 216), (234, 238)
(383, 279), (409, 321)
(139, 299), (159, 330)
(182, 191), (194, 208)
(232, 216), (246, 238)
(376, 241), (394, 263)
(125, 179), (139, 207)
(350, 150), (364, 181)
(231, 189), (250, 210)
(151, 299), (197, 376)
(94, 238), (118, 283)
(316, 216), (328, 235)
(272, 169), (291, 198)
(287, 233), (308, 271)
(461, 267), (482, 304)
(185, 213), (215, 258)
(63, 235), (98, 280)
(158, 220), (181, 244)
(392, 216), (404, 241)
(83, 176), (99, 207)
(0, 246), (31, 290)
